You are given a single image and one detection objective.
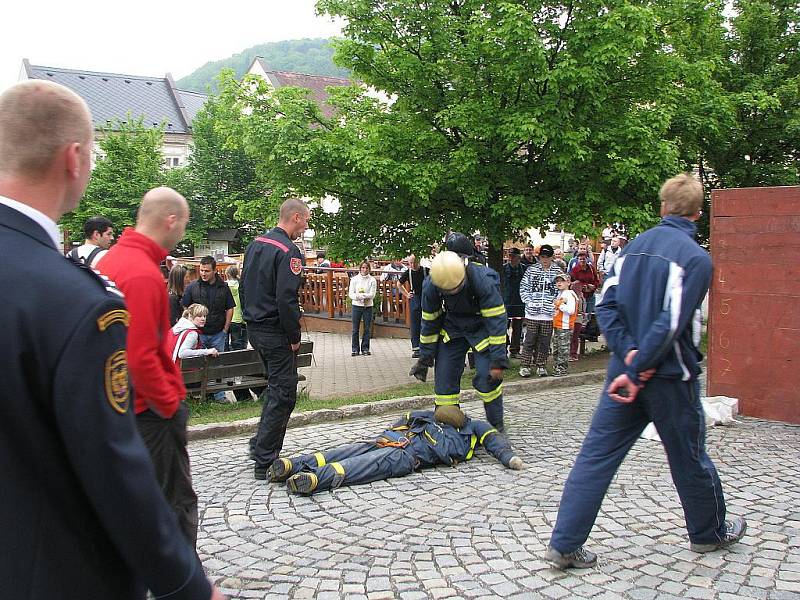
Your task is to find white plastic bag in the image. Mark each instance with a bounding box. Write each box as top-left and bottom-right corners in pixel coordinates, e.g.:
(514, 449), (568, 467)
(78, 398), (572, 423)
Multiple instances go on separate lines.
(641, 396), (739, 442)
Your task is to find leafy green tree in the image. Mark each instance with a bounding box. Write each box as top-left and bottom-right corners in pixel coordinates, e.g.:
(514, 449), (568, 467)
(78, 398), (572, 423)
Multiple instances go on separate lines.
(704, 0), (799, 189)
(211, 0), (731, 270)
(179, 84), (270, 251)
(61, 118), (163, 243)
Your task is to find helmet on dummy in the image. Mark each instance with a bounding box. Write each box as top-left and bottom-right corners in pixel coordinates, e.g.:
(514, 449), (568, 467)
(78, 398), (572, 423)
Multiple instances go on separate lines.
(445, 232), (475, 257)
(430, 251), (466, 293)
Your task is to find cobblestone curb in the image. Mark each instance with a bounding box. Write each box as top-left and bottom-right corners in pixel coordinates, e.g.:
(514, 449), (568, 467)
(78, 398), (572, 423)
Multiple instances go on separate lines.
(188, 368), (607, 441)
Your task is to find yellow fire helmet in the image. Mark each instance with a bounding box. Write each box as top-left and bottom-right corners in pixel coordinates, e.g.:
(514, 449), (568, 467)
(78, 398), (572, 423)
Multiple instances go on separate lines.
(430, 250), (466, 293)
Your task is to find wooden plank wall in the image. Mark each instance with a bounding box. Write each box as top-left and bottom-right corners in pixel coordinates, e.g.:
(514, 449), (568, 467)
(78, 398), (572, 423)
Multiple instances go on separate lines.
(708, 186), (800, 423)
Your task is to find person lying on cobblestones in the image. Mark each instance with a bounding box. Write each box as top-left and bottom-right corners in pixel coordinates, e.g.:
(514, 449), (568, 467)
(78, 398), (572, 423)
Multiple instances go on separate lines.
(269, 407), (524, 495)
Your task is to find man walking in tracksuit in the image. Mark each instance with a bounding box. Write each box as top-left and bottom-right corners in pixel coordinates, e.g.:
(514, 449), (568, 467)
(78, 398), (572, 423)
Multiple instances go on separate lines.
(545, 173), (746, 569)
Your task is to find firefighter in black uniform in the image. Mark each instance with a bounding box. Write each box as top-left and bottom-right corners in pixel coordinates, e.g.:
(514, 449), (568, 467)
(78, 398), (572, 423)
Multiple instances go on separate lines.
(0, 80), (218, 599)
(410, 233), (509, 431)
(241, 198), (311, 480)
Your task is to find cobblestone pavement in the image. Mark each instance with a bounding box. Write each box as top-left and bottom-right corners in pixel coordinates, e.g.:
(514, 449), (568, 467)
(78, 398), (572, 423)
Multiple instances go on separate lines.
(192, 381), (800, 599)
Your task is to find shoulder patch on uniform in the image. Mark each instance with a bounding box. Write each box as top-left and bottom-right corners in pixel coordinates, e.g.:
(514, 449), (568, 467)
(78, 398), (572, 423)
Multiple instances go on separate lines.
(105, 350), (130, 414)
(290, 257), (303, 275)
(97, 309), (130, 331)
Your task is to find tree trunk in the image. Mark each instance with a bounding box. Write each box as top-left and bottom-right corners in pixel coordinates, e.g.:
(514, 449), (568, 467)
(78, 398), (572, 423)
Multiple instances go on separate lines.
(487, 241), (504, 288)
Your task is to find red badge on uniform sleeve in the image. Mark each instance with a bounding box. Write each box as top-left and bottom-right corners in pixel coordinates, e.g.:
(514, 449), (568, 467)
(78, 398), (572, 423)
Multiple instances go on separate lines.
(290, 257), (303, 275)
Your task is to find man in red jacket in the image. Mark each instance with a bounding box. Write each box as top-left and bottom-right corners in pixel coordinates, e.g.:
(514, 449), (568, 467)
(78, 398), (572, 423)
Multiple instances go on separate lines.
(97, 187), (197, 545)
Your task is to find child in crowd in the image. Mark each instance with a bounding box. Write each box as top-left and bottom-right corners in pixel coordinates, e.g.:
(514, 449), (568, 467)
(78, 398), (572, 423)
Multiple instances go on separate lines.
(170, 303), (220, 364)
(552, 273), (578, 376)
(569, 280), (587, 361)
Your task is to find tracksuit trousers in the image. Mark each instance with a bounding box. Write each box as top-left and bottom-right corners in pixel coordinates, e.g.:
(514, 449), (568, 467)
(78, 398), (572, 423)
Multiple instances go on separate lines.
(550, 377), (728, 553)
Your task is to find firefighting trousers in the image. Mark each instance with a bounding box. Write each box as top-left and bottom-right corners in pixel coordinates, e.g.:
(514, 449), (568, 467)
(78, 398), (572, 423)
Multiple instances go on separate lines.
(433, 336), (503, 429)
(286, 442), (418, 492)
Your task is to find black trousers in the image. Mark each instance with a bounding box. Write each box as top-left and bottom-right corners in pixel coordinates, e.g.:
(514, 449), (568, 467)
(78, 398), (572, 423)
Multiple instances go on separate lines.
(228, 321), (248, 351)
(249, 328), (298, 469)
(136, 402), (198, 547)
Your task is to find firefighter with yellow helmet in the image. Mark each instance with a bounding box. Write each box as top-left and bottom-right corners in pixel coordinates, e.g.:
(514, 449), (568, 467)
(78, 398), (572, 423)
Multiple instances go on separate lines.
(409, 233), (508, 431)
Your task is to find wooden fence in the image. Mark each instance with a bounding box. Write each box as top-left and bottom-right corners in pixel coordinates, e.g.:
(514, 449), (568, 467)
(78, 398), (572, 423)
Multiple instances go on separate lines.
(300, 268), (410, 325)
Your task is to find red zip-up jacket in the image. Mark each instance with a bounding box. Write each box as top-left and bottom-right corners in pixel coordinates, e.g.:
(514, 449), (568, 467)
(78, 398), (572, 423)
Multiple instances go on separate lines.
(97, 228), (186, 417)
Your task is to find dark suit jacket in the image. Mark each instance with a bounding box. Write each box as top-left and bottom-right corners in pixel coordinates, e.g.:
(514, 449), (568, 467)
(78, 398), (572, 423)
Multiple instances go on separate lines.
(0, 204), (210, 599)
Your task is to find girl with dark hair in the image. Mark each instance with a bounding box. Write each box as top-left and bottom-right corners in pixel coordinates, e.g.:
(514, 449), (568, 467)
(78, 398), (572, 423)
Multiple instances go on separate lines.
(167, 265), (187, 326)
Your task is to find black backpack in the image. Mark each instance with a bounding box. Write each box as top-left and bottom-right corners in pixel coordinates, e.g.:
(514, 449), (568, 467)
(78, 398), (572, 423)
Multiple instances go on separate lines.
(69, 246), (103, 267)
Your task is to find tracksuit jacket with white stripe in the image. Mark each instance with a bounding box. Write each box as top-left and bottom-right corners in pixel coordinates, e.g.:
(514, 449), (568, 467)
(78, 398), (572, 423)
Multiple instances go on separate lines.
(598, 216), (711, 386)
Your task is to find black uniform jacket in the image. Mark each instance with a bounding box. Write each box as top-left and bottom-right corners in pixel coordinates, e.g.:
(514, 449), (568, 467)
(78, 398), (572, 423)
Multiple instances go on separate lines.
(240, 226), (304, 344)
(420, 261), (509, 369)
(0, 204), (210, 600)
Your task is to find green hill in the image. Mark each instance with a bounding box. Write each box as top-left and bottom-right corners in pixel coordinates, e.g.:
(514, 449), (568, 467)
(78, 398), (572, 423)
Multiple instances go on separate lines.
(176, 38), (349, 93)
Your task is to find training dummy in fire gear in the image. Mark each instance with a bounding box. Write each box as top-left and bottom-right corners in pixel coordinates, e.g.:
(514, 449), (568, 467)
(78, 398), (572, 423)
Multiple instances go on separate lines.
(409, 233), (509, 431)
(269, 407), (524, 495)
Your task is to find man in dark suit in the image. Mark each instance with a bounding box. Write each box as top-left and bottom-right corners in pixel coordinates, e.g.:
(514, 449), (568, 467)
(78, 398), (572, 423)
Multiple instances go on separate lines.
(0, 81), (222, 599)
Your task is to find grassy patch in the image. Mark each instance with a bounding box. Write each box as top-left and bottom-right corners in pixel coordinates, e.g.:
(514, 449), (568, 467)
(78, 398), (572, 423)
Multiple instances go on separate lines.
(187, 349), (610, 425)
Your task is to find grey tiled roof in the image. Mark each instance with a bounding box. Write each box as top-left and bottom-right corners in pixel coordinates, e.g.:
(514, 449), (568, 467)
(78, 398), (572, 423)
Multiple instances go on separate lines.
(24, 61), (207, 134)
(178, 90), (208, 123)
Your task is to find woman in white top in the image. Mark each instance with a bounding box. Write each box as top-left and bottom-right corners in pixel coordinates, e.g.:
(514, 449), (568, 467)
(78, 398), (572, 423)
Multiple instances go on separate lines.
(348, 261), (377, 356)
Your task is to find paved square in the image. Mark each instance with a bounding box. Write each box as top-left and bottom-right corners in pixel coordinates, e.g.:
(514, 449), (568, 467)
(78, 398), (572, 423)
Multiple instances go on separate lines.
(192, 381), (800, 599)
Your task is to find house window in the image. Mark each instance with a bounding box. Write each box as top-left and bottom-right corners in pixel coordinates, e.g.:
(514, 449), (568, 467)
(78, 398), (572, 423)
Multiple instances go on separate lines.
(163, 156), (181, 168)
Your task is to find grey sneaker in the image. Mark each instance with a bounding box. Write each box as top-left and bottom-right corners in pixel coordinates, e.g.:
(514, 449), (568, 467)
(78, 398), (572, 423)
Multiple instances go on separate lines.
(690, 517), (747, 553)
(553, 368), (567, 377)
(536, 367), (548, 377)
(544, 545), (597, 569)
(519, 367), (531, 378)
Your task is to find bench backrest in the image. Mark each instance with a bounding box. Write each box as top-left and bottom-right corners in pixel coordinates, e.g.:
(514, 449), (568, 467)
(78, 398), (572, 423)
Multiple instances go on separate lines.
(181, 342), (314, 386)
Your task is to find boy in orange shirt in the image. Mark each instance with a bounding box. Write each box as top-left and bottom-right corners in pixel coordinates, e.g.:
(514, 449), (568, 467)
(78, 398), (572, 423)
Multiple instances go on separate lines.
(552, 273), (578, 376)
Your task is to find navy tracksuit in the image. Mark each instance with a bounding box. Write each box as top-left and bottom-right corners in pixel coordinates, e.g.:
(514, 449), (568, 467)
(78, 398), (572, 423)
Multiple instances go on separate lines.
(550, 216), (729, 553)
(281, 411), (516, 492)
(419, 261), (509, 429)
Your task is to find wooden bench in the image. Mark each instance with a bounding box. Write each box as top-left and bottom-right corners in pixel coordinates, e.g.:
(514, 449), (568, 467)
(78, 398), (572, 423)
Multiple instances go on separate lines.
(181, 342), (314, 398)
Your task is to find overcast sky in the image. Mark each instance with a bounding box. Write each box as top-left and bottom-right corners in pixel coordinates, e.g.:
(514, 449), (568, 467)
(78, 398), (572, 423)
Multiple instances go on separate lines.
(0, 0), (343, 92)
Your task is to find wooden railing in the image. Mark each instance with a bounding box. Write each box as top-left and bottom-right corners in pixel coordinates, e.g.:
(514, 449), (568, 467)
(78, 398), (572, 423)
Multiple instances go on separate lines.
(300, 268), (409, 325)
